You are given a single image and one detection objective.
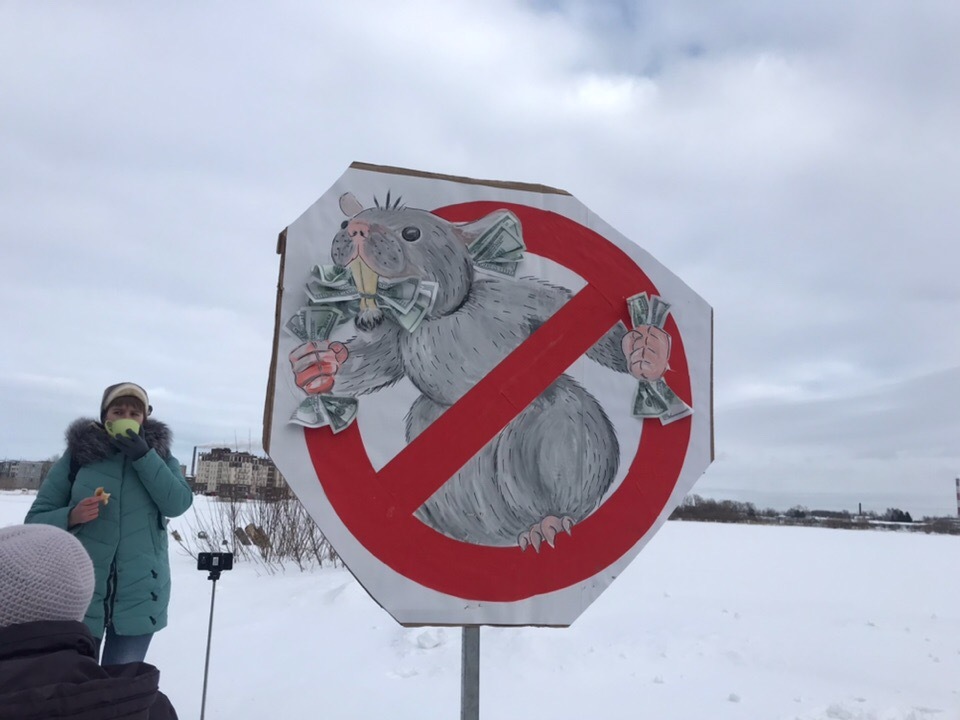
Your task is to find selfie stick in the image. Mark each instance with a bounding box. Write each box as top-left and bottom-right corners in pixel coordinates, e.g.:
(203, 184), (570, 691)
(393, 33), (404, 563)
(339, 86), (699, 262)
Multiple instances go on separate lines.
(199, 561), (223, 720)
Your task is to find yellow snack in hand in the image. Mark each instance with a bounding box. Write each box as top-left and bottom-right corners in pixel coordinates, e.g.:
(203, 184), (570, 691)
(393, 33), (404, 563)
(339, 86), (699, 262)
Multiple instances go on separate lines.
(95, 487), (111, 505)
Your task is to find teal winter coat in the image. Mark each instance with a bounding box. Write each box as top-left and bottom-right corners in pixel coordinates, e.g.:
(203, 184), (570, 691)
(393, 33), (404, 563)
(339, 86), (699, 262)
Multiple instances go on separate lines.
(25, 418), (192, 640)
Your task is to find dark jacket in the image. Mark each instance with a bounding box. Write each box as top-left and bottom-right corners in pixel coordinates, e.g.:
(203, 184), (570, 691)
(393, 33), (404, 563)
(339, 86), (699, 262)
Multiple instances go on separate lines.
(25, 419), (193, 638)
(0, 620), (177, 719)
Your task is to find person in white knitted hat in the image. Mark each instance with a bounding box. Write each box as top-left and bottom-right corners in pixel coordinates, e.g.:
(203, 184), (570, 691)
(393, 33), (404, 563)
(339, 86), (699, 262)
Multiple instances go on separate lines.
(25, 381), (193, 666)
(0, 524), (178, 719)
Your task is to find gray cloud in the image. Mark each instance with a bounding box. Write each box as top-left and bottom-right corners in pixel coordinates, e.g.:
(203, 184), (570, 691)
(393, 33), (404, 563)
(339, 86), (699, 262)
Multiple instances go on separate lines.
(1, 1), (957, 516)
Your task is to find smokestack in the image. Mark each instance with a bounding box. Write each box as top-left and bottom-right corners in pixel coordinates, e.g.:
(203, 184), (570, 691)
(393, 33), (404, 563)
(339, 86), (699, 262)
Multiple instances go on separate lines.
(956, 477), (959, 519)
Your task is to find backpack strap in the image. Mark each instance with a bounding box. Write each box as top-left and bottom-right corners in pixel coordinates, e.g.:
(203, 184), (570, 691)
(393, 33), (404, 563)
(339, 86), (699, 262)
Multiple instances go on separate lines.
(67, 455), (82, 486)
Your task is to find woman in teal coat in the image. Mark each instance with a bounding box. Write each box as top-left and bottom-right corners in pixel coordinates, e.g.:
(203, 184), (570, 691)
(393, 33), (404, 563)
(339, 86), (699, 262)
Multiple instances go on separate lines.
(26, 382), (193, 665)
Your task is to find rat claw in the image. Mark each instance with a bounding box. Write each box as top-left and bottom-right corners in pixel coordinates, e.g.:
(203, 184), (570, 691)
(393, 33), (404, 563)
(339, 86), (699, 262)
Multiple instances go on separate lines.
(543, 516), (576, 547)
(517, 530), (542, 553)
(518, 533), (530, 552)
(541, 516), (565, 548)
(543, 526), (557, 548)
(520, 518), (575, 552)
(529, 528), (543, 553)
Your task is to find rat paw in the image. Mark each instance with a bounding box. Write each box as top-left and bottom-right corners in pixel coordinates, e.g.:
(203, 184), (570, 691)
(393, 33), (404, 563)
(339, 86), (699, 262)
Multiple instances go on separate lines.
(622, 325), (671, 381)
(518, 515), (575, 552)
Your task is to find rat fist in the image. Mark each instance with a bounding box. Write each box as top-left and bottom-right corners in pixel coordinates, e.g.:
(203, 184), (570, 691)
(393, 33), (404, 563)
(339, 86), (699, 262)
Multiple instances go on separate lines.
(290, 340), (349, 394)
(622, 325), (671, 381)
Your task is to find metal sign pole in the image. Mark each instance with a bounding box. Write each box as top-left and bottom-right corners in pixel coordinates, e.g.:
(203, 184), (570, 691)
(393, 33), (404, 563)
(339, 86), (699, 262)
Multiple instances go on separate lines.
(460, 626), (480, 720)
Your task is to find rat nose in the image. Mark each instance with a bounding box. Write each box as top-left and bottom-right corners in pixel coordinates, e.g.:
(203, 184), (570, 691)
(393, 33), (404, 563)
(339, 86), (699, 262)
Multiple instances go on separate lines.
(347, 219), (370, 240)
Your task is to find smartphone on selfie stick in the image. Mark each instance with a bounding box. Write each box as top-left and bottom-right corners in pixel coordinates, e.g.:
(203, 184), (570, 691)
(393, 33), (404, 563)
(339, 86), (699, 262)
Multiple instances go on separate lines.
(197, 552), (233, 720)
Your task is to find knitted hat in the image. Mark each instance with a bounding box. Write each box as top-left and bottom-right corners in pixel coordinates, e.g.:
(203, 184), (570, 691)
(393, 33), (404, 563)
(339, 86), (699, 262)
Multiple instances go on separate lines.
(0, 524), (95, 628)
(100, 381), (152, 421)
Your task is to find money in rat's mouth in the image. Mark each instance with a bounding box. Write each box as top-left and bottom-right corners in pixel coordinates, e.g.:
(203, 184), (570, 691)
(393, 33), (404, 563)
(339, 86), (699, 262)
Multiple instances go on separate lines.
(348, 258), (380, 314)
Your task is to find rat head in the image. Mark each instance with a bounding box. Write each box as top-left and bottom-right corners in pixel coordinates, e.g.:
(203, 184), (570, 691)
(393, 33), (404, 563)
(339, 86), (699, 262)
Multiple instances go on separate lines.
(332, 192), (516, 330)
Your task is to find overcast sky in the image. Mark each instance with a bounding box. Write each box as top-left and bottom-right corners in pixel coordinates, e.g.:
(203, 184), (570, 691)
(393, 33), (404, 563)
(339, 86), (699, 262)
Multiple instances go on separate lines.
(1, 1), (957, 516)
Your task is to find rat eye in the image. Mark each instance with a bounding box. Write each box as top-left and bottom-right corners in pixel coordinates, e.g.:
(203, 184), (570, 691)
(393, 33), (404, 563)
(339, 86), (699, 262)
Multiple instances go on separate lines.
(340, 220), (349, 229)
(401, 226), (421, 242)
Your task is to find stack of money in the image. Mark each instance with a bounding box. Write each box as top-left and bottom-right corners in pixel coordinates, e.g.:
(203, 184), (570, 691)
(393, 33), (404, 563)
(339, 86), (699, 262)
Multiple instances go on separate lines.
(284, 304), (345, 346)
(284, 304), (359, 433)
(377, 277), (438, 333)
(467, 213), (526, 277)
(290, 394), (358, 433)
(626, 292), (693, 425)
(306, 264), (438, 334)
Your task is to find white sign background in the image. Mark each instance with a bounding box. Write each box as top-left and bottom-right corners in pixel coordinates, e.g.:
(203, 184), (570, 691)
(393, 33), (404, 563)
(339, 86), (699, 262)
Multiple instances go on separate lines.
(266, 163), (713, 626)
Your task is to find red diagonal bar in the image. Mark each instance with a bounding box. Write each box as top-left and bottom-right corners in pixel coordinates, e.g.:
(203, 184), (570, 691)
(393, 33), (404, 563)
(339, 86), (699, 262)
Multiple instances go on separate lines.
(377, 284), (621, 515)
(304, 202), (695, 602)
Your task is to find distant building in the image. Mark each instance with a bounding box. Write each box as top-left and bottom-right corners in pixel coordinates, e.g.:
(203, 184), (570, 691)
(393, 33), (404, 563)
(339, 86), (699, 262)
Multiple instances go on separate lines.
(0, 459), (55, 491)
(195, 448), (289, 500)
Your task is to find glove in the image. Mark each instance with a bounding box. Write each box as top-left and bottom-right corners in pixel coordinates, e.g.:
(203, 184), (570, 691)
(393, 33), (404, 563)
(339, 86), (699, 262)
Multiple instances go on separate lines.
(113, 428), (150, 461)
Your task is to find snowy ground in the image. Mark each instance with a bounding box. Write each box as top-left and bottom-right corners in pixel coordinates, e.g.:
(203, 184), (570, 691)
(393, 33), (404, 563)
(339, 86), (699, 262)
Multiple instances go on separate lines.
(2, 491), (958, 720)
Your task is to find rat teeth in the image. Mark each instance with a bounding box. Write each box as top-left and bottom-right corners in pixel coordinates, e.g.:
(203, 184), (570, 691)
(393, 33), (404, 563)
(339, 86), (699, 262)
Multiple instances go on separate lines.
(349, 258), (380, 313)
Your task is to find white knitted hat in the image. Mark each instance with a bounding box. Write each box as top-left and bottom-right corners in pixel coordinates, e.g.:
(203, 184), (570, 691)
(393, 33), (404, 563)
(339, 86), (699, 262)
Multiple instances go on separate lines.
(100, 381), (152, 421)
(0, 524), (95, 628)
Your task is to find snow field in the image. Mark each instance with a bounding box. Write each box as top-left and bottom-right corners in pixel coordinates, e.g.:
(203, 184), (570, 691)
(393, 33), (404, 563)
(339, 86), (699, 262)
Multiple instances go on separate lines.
(2, 492), (957, 719)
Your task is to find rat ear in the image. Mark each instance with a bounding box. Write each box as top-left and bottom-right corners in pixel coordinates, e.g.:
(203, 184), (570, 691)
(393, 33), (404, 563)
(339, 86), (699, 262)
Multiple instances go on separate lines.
(452, 209), (521, 246)
(339, 193), (364, 217)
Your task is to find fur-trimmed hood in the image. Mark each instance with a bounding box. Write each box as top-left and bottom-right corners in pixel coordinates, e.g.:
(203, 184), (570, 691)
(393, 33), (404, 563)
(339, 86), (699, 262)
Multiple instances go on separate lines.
(66, 418), (173, 466)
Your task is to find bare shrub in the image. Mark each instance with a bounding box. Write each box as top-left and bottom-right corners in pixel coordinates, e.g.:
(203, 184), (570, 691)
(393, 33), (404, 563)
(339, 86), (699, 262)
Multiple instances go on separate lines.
(172, 494), (341, 573)
(670, 495), (761, 523)
(920, 517), (960, 535)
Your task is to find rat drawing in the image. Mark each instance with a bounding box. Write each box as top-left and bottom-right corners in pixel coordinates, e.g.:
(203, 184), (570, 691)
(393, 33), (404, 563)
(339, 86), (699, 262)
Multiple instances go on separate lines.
(289, 192), (671, 551)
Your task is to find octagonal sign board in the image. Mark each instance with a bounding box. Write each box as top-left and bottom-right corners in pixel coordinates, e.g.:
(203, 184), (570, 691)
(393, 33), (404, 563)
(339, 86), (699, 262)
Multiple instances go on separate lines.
(264, 162), (713, 627)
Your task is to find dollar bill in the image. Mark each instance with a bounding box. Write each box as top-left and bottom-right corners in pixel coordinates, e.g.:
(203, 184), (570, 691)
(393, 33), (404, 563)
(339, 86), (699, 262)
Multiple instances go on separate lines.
(284, 313), (309, 342)
(627, 293), (650, 328)
(375, 276), (421, 315)
(290, 396), (325, 428)
(468, 214), (526, 277)
(481, 248), (524, 263)
(468, 215), (523, 262)
(306, 278), (359, 304)
(313, 264), (352, 285)
(284, 305), (343, 343)
(387, 281), (438, 333)
(633, 376), (691, 425)
(632, 382), (669, 418)
(320, 395), (359, 433)
(289, 395), (358, 434)
(648, 296), (671, 329)
(475, 258), (522, 276)
(654, 378), (693, 424)
(303, 305), (342, 342)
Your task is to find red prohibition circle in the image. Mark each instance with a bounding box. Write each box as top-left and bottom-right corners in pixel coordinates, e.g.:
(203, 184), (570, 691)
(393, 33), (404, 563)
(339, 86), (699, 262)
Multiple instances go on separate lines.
(305, 202), (692, 602)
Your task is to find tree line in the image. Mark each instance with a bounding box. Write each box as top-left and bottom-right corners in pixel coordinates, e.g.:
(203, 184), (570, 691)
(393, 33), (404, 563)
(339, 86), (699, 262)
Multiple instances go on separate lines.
(669, 494), (959, 534)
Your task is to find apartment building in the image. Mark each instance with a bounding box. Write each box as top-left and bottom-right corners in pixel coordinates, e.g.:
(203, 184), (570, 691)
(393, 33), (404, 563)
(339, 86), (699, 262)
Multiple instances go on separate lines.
(194, 448), (288, 500)
(0, 459), (54, 491)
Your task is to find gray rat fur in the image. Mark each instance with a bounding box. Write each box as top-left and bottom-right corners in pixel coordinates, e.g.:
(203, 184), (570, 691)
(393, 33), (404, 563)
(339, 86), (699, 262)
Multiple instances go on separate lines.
(324, 197), (632, 548)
